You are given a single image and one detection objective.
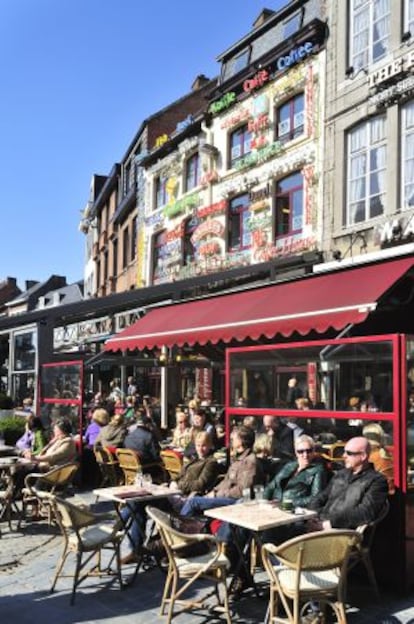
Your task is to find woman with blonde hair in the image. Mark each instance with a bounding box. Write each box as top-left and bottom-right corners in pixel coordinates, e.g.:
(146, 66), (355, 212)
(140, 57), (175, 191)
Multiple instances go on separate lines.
(84, 408), (110, 449)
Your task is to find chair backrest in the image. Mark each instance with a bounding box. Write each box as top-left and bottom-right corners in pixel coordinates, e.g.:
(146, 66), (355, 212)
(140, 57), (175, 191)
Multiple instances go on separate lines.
(264, 529), (360, 574)
(38, 463), (79, 491)
(356, 499), (390, 550)
(50, 494), (97, 532)
(115, 448), (142, 485)
(160, 450), (183, 480)
(146, 505), (193, 552)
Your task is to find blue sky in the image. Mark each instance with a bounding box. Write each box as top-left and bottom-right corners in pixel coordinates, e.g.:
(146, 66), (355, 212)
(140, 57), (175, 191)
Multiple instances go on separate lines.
(0, 0), (284, 291)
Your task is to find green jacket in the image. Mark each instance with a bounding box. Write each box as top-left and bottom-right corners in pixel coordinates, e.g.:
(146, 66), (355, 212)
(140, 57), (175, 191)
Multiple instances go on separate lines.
(264, 460), (326, 508)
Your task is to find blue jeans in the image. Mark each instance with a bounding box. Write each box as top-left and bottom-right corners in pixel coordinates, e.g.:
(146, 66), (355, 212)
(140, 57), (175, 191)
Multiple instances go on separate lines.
(120, 502), (145, 550)
(180, 496), (238, 543)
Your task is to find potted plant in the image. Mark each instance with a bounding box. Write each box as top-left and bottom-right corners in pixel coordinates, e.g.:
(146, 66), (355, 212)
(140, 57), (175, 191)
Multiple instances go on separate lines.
(0, 414), (25, 445)
(0, 393), (14, 419)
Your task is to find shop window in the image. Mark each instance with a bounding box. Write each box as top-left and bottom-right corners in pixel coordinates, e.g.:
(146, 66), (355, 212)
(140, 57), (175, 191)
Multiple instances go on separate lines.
(152, 229), (167, 283)
(401, 101), (414, 208)
(183, 216), (197, 266)
(155, 175), (168, 209)
(275, 171), (303, 238)
(276, 93), (305, 143)
(229, 124), (251, 168)
(228, 193), (251, 251)
(185, 153), (200, 192)
(346, 115), (386, 225)
(350, 0), (390, 70)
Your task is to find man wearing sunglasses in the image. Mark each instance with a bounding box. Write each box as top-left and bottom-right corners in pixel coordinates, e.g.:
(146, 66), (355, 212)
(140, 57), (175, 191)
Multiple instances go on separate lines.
(308, 436), (388, 530)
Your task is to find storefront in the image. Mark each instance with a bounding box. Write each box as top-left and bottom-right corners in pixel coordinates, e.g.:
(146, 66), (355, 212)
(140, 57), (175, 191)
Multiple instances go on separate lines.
(104, 254), (414, 590)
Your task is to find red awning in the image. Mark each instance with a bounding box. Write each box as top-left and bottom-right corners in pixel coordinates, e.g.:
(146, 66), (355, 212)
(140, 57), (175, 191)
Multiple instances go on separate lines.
(104, 257), (414, 352)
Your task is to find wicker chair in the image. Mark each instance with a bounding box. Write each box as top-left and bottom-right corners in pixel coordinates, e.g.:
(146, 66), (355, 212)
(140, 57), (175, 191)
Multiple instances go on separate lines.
(94, 447), (121, 487)
(146, 505), (232, 624)
(347, 500), (390, 597)
(160, 450), (183, 481)
(261, 529), (360, 624)
(47, 494), (123, 605)
(115, 448), (142, 485)
(21, 462), (79, 525)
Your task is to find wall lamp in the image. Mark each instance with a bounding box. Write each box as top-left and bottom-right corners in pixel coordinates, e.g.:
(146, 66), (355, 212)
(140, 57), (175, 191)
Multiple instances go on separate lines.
(345, 66), (368, 79)
(402, 31), (412, 43)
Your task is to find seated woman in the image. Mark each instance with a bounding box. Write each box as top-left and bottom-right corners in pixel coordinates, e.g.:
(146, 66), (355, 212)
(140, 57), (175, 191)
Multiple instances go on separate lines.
(169, 431), (221, 509)
(171, 410), (192, 450)
(84, 408), (110, 449)
(16, 415), (47, 456)
(24, 418), (77, 470)
(121, 431), (221, 564)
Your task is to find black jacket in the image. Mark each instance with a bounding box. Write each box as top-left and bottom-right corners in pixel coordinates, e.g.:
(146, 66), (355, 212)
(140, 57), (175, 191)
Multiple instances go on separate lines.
(124, 426), (160, 464)
(308, 463), (388, 528)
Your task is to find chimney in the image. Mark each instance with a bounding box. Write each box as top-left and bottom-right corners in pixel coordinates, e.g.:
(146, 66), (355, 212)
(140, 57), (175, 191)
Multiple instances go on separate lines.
(253, 8), (275, 29)
(191, 74), (210, 91)
(25, 280), (39, 291)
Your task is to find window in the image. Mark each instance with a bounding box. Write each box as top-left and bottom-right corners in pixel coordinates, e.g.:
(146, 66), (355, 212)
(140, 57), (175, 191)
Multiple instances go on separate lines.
(122, 227), (129, 269)
(185, 153), (200, 191)
(347, 116), (386, 225)
(112, 239), (118, 276)
(275, 172), (303, 237)
(183, 216), (197, 265)
(402, 102), (414, 209)
(228, 193), (251, 251)
(131, 217), (137, 261)
(283, 11), (301, 38)
(222, 48), (250, 81)
(350, 0), (390, 70)
(405, 0), (414, 35)
(229, 125), (251, 168)
(152, 230), (167, 283)
(276, 93), (305, 142)
(155, 175), (168, 209)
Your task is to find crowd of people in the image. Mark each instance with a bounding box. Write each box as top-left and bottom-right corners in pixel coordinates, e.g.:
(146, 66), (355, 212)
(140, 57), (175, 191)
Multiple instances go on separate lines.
(9, 379), (393, 600)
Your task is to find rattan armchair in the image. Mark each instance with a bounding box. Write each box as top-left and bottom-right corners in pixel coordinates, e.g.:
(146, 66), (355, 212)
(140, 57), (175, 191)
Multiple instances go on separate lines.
(160, 450), (183, 481)
(21, 462), (79, 525)
(146, 505), (232, 624)
(261, 529), (360, 624)
(347, 500), (390, 597)
(47, 493), (123, 605)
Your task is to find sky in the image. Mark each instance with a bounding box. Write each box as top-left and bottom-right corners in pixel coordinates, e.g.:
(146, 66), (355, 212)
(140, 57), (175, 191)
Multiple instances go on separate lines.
(0, 0), (285, 291)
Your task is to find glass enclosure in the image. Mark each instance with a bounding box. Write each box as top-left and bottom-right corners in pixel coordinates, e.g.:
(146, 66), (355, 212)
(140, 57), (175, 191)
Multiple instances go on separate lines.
(226, 334), (414, 589)
(39, 361), (84, 438)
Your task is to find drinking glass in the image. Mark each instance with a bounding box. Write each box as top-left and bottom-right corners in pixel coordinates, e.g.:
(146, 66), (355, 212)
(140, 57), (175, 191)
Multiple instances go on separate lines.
(242, 487), (251, 501)
(254, 485), (264, 501)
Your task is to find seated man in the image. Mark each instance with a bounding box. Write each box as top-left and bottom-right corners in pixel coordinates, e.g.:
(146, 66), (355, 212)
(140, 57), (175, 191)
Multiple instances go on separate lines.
(308, 436), (388, 530)
(180, 425), (262, 517)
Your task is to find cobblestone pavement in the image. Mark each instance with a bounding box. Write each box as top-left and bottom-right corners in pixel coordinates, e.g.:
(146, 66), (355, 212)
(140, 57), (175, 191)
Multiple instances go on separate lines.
(1, 491), (413, 624)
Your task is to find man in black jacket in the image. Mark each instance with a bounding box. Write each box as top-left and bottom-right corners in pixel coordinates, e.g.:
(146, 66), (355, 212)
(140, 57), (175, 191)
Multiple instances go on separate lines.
(308, 436), (388, 529)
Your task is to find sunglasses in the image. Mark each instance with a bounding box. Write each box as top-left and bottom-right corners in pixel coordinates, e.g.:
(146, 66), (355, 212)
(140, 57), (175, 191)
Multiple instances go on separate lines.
(343, 449), (363, 456)
(296, 448), (313, 454)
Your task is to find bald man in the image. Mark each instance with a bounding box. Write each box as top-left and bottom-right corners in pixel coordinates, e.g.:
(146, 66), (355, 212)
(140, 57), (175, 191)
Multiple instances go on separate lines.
(308, 436), (388, 530)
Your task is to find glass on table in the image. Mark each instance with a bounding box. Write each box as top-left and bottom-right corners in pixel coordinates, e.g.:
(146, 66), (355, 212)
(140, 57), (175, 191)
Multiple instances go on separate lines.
(134, 470), (143, 487)
(242, 487), (252, 501)
(253, 485), (264, 501)
(142, 473), (152, 487)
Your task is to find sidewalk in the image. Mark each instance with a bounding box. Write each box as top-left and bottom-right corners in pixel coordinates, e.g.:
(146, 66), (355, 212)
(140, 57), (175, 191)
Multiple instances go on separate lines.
(1, 491), (413, 624)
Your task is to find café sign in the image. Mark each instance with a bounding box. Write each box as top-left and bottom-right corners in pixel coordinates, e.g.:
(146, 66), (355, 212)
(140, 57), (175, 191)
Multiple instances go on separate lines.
(369, 50), (414, 89)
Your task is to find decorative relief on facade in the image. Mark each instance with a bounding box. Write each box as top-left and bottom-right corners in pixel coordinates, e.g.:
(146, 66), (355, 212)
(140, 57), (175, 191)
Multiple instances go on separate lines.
(163, 191), (200, 219)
